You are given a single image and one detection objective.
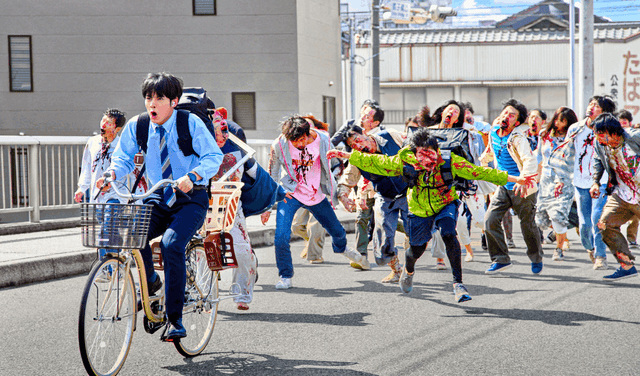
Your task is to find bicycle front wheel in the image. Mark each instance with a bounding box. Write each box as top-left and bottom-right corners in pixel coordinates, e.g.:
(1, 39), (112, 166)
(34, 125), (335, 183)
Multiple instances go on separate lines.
(175, 244), (219, 357)
(78, 256), (137, 376)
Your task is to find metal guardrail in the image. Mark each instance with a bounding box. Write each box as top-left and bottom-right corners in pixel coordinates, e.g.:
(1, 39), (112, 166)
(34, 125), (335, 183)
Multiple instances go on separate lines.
(0, 136), (273, 224)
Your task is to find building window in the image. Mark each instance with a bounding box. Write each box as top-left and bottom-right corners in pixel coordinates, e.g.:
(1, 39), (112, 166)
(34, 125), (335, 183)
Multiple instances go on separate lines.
(8, 35), (33, 92)
(193, 0), (216, 15)
(232, 92), (256, 130)
(323, 96), (337, 135)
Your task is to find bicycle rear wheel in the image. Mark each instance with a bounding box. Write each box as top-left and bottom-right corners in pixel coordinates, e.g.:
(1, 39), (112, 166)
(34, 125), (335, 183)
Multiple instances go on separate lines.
(78, 256), (137, 376)
(175, 244), (219, 357)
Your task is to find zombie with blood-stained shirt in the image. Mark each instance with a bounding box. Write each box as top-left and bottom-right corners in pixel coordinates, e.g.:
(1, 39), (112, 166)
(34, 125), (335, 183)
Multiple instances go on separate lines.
(591, 113), (640, 281)
(262, 115), (367, 290)
(564, 95), (616, 269)
(327, 128), (533, 303)
(534, 107), (579, 262)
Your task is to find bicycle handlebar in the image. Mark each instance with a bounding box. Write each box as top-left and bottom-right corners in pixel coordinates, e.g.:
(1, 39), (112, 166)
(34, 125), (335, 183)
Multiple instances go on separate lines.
(105, 177), (178, 201)
(97, 135), (257, 202)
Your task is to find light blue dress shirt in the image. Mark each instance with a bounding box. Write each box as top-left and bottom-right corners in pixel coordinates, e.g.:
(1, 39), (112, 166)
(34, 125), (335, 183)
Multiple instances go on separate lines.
(110, 110), (223, 187)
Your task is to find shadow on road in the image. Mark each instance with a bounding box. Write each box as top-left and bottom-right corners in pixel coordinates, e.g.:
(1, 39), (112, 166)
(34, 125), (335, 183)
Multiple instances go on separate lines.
(163, 351), (377, 375)
(426, 298), (640, 326)
(217, 310), (371, 327)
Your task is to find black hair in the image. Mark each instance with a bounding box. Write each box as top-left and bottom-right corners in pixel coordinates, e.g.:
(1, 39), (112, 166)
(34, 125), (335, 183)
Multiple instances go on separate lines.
(345, 125), (365, 140)
(141, 72), (183, 101)
(618, 109), (633, 123)
(408, 128), (440, 154)
(103, 108), (126, 129)
(368, 103), (385, 124)
(464, 102), (474, 114)
(502, 98), (528, 126)
(589, 95), (616, 114)
(416, 105), (433, 128)
(281, 114), (311, 141)
(432, 100), (465, 128)
(530, 108), (547, 121)
(593, 113), (624, 137)
(542, 107), (578, 137)
(361, 99), (379, 108)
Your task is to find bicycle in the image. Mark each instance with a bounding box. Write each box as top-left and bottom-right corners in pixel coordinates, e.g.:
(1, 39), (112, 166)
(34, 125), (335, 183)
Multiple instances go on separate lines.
(78, 134), (252, 376)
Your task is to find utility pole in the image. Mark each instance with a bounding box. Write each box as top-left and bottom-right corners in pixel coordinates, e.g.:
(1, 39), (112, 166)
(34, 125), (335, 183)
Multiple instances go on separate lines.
(569, 0), (576, 110)
(372, 0), (380, 103)
(578, 0), (594, 118)
(349, 17), (357, 119)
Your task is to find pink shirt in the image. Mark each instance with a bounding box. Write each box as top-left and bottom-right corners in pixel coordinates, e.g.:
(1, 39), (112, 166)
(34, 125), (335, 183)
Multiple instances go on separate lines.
(288, 136), (326, 205)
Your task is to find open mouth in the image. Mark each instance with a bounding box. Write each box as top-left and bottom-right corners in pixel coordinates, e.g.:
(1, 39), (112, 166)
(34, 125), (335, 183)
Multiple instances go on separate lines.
(150, 110), (158, 119)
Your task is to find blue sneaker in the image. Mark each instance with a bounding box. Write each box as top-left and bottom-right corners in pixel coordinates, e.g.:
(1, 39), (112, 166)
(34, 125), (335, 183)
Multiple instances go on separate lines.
(485, 262), (512, 275)
(453, 283), (472, 303)
(602, 266), (638, 282)
(531, 262), (543, 274)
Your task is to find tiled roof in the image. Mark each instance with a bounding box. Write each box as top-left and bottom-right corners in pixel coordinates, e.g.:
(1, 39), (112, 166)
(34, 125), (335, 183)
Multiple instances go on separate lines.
(366, 24), (640, 45)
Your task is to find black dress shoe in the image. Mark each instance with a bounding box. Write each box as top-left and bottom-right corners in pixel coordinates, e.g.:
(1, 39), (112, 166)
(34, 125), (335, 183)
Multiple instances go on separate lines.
(166, 319), (187, 341)
(148, 274), (163, 296)
(138, 274), (163, 311)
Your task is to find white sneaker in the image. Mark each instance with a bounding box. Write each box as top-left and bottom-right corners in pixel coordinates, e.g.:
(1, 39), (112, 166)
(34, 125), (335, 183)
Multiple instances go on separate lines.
(275, 277), (292, 289)
(593, 257), (608, 270)
(344, 247), (370, 270)
(464, 252), (474, 262)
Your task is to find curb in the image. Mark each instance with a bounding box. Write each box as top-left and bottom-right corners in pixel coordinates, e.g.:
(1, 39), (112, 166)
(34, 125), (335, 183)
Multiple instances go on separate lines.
(0, 218), (356, 289)
(0, 218), (81, 236)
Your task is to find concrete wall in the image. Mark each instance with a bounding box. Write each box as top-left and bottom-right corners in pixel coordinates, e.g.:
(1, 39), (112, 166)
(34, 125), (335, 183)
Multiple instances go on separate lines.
(0, 0), (341, 139)
(295, 0), (343, 133)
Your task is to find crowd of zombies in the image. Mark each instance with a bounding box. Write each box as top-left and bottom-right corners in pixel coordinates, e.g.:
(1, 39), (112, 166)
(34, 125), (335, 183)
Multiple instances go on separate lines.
(79, 73), (639, 319)
(262, 94), (640, 304)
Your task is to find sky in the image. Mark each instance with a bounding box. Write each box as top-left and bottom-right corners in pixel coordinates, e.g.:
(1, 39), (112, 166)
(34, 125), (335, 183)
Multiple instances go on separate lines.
(343, 0), (640, 24)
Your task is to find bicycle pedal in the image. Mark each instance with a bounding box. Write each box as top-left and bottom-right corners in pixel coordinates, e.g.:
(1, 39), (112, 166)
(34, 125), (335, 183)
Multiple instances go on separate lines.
(143, 316), (166, 335)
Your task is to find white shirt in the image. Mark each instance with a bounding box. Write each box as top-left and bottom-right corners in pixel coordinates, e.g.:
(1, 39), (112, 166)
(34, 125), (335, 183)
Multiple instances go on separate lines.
(77, 135), (146, 203)
(572, 124), (608, 189)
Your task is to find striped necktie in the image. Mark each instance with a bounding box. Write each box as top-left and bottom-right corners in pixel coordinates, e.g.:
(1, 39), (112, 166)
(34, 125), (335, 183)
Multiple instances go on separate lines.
(157, 126), (176, 207)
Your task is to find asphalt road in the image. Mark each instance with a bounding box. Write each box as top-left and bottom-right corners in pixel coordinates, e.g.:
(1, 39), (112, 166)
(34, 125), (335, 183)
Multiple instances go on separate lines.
(2, 231), (640, 376)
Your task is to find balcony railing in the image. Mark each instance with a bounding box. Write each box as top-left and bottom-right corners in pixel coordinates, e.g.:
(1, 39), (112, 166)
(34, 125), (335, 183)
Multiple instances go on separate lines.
(0, 136), (272, 223)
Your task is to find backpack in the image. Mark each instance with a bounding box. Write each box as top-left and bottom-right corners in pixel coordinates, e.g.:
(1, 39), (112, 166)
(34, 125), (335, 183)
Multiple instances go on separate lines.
(430, 128), (475, 193)
(402, 128), (475, 193)
(136, 87), (216, 157)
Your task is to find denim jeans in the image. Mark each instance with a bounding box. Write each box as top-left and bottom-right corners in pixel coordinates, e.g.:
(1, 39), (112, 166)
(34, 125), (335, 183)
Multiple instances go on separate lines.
(98, 198), (122, 260)
(372, 194), (409, 265)
(274, 197), (347, 278)
(141, 189), (208, 323)
(574, 187), (607, 258)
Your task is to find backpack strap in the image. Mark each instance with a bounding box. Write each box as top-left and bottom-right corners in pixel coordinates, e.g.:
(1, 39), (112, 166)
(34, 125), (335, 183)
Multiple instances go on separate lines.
(176, 109), (198, 158)
(136, 112), (150, 154)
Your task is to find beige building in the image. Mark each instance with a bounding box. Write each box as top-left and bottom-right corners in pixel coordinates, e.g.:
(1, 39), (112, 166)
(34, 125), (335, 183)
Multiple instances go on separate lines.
(0, 0), (343, 138)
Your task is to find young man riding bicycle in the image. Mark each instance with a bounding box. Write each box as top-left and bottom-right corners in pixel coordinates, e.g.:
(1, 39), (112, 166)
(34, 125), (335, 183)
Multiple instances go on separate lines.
(97, 72), (223, 341)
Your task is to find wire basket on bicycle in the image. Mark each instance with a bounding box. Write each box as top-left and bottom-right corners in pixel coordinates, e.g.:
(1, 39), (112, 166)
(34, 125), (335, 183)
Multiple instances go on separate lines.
(81, 202), (153, 249)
